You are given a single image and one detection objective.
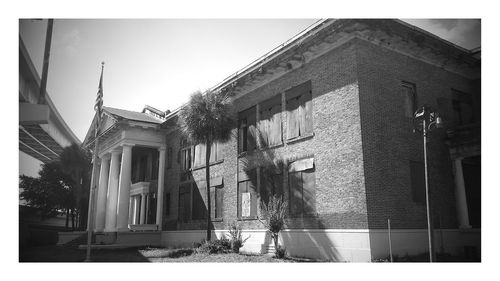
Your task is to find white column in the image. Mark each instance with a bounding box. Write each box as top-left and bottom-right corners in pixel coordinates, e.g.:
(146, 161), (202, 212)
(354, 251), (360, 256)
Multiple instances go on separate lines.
(146, 193), (151, 224)
(116, 144), (134, 232)
(453, 158), (471, 229)
(128, 197), (134, 225)
(95, 154), (111, 232)
(104, 149), (121, 232)
(156, 147), (167, 230)
(140, 193), (146, 224)
(132, 196), (139, 225)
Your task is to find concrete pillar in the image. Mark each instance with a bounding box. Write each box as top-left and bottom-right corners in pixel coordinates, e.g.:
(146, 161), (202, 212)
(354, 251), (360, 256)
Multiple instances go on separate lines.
(95, 154), (111, 232)
(453, 158), (471, 229)
(156, 147), (167, 230)
(117, 144), (134, 232)
(104, 149), (121, 232)
(140, 193), (146, 224)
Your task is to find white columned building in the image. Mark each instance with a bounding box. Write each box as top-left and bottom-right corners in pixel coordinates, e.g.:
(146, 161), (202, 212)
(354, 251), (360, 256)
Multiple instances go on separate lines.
(84, 106), (168, 243)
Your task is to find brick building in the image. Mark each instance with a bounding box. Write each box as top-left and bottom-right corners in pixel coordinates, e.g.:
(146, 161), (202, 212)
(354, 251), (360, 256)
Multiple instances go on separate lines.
(83, 19), (480, 261)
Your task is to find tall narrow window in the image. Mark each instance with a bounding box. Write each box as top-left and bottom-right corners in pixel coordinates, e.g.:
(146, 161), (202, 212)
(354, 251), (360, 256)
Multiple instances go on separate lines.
(180, 139), (192, 171)
(192, 183), (207, 220)
(238, 106), (256, 154)
(410, 161), (425, 204)
(288, 158), (316, 216)
(402, 81), (416, 118)
(452, 89), (475, 126)
(259, 94), (282, 147)
(178, 183), (191, 222)
(207, 176), (224, 220)
(167, 147), (173, 169)
(165, 193), (171, 216)
(238, 170), (257, 218)
(286, 81), (313, 140)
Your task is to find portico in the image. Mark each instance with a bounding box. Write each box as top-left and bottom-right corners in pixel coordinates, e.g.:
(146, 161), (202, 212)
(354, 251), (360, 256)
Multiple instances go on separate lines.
(83, 106), (168, 240)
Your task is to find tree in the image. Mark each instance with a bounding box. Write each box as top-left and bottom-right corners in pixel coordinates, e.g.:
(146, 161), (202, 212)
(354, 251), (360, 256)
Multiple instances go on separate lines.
(20, 162), (72, 221)
(59, 144), (92, 230)
(178, 90), (235, 241)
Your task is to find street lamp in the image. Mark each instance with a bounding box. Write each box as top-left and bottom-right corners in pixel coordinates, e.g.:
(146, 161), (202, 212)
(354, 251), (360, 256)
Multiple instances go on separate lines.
(413, 106), (442, 262)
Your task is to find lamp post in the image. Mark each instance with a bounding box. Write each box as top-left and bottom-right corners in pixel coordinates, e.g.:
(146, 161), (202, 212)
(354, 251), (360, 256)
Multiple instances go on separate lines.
(413, 106), (442, 262)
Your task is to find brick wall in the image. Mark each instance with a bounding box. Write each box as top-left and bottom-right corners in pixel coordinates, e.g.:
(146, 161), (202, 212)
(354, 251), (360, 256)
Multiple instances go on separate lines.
(162, 40), (369, 231)
(355, 38), (479, 229)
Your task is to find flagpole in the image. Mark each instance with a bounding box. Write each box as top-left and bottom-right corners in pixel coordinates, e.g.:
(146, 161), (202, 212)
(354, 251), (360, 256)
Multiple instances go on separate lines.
(85, 62), (104, 262)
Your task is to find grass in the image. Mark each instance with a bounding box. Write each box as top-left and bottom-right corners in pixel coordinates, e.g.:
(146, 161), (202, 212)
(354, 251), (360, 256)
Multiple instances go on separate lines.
(19, 245), (296, 262)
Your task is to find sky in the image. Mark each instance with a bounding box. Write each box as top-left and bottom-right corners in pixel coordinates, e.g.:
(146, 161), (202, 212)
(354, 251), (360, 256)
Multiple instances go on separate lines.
(18, 18), (481, 177)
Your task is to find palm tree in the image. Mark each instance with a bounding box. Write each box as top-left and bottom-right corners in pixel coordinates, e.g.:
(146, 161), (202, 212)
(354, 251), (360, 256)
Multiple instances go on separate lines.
(178, 90), (235, 241)
(59, 143), (92, 229)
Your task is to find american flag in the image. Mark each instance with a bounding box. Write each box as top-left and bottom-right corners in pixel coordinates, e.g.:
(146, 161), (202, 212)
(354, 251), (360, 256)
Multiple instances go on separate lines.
(94, 62), (104, 131)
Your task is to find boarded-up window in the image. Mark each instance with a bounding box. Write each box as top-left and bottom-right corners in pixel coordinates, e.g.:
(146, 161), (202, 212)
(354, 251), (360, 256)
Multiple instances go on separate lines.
(238, 106), (257, 153)
(402, 81), (416, 118)
(238, 170), (257, 218)
(210, 185), (224, 220)
(410, 161), (425, 204)
(286, 81), (313, 140)
(178, 183), (191, 222)
(288, 158), (316, 216)
(260, 167), (283, 205)
(193, 142), (221, 167)
(259, 94), (282, 147)
(192, 183), (207, 220)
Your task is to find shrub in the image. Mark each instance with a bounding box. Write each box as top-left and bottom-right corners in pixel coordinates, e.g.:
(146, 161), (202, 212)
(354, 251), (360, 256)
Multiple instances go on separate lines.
(196, 238), (232, 254)
(259, 194), (287, 254)
(275, 246), (286, 259)
(226, 221), (249, 253)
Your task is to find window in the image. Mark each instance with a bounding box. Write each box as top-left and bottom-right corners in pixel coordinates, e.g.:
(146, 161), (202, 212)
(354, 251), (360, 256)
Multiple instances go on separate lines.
(167, 147), (173, 169)
(402, 81), (416, 118)
(286, 81), (313, 140)
(259, 94), (282, 148)
(211, 185), (224, 220)
(288, 158), (316, 216)
(180, 139), (192, 171)
(139, 155), (148, 181)
(192, 183), (207, 220)
(151, 152), (159, 180)
(193, 142), (222, 167)
(165, 193), (170, 216)
(260, 166), (283, 205)
(452, 89), (475, 126)
(178, 183), (191, 222)
(238, 170), (257, 218)
(410, 161), (425, 204)
(238, 106), (257, 154)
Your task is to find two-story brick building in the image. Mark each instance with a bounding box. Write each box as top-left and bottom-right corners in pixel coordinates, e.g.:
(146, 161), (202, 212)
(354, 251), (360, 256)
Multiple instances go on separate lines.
(83, 19), (480, 262)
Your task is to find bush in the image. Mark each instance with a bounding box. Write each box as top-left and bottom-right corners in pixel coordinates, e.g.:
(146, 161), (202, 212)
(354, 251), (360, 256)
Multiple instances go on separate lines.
(226, 221), (249, 253)
(196, 238), (232, 254)
(275, 246), (286, 259)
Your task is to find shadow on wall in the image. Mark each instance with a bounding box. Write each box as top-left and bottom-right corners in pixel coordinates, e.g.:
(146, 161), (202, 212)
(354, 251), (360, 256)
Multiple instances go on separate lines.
(173, 168), (216, 240)
(240, 133), (341, 261)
